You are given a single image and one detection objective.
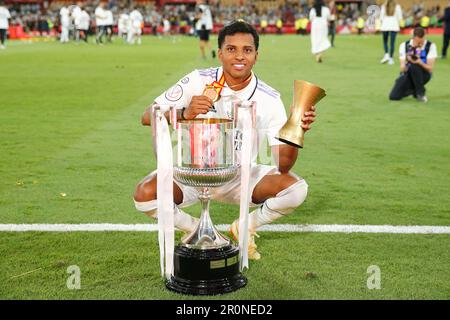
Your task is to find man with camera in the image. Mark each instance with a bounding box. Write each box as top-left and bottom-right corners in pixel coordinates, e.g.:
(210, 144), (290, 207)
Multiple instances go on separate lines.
(389, 27), (437, 103)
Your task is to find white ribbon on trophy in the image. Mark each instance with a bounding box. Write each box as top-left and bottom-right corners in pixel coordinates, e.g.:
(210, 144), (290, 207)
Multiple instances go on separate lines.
(153, 106), (175, 280)
(235, 101), (256, 271)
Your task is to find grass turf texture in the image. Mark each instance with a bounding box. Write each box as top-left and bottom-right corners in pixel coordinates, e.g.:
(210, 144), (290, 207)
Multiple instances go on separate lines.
(0, 35), (449, 299)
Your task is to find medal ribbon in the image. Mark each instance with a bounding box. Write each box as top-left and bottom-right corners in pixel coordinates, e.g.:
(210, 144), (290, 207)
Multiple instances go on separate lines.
(155, 109), (175, 280)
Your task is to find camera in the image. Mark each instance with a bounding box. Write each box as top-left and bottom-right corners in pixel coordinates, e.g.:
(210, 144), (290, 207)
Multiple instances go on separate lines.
(407, 46), (419, 61)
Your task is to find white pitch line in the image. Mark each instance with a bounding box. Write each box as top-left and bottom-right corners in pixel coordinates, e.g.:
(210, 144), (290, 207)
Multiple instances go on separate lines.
(0, 224), (449, 234)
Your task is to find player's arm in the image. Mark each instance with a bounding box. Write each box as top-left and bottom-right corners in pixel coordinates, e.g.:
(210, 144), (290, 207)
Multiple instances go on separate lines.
(272, 144), (298, 174)
(400, 58), (407, 73)
(411, 57), (435, 73)
(272, 107), (316, 174)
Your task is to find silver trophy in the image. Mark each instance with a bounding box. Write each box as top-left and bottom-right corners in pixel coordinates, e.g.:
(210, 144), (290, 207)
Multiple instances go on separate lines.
(174, 118), (237, 249)
(163, 104), (252, 295)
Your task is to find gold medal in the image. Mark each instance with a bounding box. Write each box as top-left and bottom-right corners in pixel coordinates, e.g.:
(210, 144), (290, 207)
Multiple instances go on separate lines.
(203, 85), (219, 102)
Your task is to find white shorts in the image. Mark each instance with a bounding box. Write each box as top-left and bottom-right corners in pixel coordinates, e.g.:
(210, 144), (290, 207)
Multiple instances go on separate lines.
(145, 164), (291, 208)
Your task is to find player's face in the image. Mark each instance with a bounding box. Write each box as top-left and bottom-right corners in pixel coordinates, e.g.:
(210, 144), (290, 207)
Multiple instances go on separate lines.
(218, 33), (258, 82)
(413, 36), (425, 48)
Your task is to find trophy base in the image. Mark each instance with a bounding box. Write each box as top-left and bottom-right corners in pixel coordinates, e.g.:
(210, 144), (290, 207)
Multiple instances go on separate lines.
(166, 244), (247, 295)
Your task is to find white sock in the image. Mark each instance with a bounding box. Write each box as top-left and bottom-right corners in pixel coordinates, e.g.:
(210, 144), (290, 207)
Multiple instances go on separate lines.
(248, 179), (308, 231)
(133, 199), (198, 232)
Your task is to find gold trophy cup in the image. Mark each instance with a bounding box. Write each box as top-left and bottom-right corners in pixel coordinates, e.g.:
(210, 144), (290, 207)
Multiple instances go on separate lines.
(276, 80), (326, 148)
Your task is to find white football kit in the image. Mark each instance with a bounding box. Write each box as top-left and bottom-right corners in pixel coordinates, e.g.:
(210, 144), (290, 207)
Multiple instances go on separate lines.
(0, 6), (10, 30)
(118, 13), (129, 36)
(152, 66), (294, 206)
(135, 66), (308, 235)
(59, 7), (70, 43)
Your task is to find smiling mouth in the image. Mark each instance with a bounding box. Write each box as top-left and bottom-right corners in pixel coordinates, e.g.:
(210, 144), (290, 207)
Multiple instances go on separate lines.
(232, 64), (246, 70)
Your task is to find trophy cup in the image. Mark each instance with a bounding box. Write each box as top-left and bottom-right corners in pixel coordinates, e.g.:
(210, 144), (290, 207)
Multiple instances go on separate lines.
(276, 80), (326, 148)
(164, 112), (247, 295)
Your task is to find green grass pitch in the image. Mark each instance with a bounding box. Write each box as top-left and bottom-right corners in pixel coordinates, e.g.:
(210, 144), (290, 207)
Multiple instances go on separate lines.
(0, 35), (449, 299)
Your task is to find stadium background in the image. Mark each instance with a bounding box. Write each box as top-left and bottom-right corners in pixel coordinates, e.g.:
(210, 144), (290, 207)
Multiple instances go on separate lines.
(0, 0), (449, 300)
(3, 0), (450, 39)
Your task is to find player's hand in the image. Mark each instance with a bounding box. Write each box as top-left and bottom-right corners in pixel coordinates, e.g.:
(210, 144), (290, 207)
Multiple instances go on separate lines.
(301, 105), (316, 132)
(184, 96), (214, 120)
(407, 55), (420, 64)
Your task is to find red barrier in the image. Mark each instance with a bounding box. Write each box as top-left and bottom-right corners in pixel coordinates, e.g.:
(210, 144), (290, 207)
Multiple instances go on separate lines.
(8, 25), (30, 39)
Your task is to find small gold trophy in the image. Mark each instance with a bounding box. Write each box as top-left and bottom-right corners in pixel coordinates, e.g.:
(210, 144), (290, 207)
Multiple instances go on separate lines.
(276, 80), (326, 148)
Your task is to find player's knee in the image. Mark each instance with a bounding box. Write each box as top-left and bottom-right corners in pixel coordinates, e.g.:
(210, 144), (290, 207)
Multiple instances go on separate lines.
(277, 175), (308, 209)
(134, 180), (157, 202)
(286, 179), (308, 209)
(265, 178), (308, 216)
(389, 91), (402, 100)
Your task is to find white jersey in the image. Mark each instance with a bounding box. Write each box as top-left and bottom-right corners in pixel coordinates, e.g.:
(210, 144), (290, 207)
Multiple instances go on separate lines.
(95, 6), (106, 26)
(71, 6), (82, 27)
(79, 10), (90, 31)
(104, 10), (114, 26)
(60, 7), (70, 27)
(118, 13), (129, 32)
(163, 19), (170, 33)
(196, 4), (213, 30)
(399, 39), (438, 62)
(0, 6), (11, 29)
(154, 67), (287, 163)
(129, 10), (143, 29)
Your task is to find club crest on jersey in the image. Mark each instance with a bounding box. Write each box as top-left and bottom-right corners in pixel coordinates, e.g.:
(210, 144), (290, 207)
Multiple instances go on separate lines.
(181, 77), (189, 84)
(165, 84), (183, 102)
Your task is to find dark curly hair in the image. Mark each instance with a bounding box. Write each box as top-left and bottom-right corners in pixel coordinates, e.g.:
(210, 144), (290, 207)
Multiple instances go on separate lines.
(218, 20), (259, 50)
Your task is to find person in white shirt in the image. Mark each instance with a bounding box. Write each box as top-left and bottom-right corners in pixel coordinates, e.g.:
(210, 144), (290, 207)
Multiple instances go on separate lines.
(71, 4), (82, 41)
(134, 21), (316, 261)
(0, 4), (11, 49)
(79, 9), (90, 43)
(309, 0), (331, 63)
(380, 0), (403, 65)
(95, 2), (107, 44)
(118, 11), (129, 41)
(389, 27), (437, 102)
(195, 0), (215, 59)
(128, 7), (143, 45)
(162, 16), (170, 36)
(59, 6), (70, 43)
(104, 9), (113, 43)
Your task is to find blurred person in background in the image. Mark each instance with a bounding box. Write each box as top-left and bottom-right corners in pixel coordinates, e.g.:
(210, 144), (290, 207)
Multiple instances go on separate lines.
(79, 7), (90, 43)
(71, 3), (81, 41)
(95, 1), (107, 44)
(0, 2), (9, 49)
(128, 6), (143, 45)
(196, 0), (215, 59)
(118, 9), (129, 42)
(105, 7), (113, 43)
(441, 0), (450, 58)
(59, 5), (70, 43)
(357, 16), (365, 35)
(328, 0), (336, 47)
(309, 0), (331, 63)
(380, 0), (403, 65)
